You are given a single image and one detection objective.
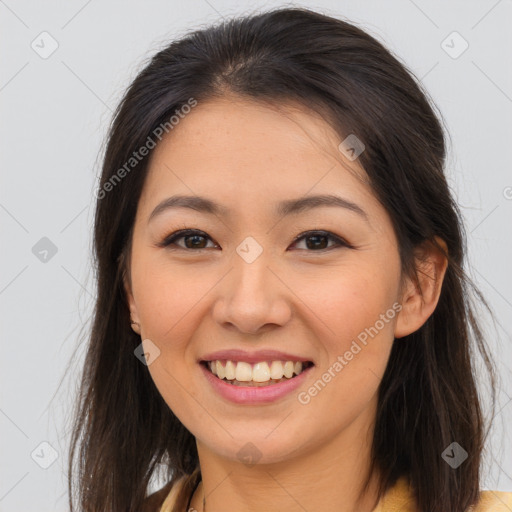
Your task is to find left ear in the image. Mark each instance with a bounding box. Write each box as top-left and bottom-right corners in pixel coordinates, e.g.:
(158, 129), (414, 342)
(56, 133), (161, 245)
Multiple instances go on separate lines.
(394, 236), (449, 339)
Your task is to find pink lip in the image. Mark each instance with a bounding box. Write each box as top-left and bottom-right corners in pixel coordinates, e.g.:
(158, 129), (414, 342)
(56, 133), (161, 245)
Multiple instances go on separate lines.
(199, 349), (313, 364)
(199, 361), (314, 404)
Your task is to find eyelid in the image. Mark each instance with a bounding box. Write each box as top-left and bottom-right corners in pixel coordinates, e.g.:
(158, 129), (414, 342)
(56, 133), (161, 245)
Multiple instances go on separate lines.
(157, 228), (217, 249)
(290, 229), (353, 249)
(157, 227), (354, 251)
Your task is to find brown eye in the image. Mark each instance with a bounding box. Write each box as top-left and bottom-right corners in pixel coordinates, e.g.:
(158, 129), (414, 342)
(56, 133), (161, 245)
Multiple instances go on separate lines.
(290, 231), (349, 251)
(158, 229), (352, 252)
(159, 229), (216, 250)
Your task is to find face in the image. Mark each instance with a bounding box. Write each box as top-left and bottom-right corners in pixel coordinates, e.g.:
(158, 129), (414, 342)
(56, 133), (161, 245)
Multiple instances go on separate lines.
(125, 95), (408, 465)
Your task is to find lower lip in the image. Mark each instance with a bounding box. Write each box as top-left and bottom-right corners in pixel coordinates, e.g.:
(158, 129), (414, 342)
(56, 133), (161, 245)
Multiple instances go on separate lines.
(199, 362), (314, 404)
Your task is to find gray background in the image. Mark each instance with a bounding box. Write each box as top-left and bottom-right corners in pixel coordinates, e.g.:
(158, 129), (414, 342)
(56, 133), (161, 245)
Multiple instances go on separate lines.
(1, 0), (511, 510)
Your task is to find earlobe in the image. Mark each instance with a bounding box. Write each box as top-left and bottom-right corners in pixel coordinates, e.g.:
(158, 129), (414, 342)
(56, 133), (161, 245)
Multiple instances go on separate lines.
(394, 236), (448, 339)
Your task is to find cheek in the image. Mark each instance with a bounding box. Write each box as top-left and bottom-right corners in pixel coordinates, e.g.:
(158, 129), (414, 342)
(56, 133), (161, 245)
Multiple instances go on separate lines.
(302, 265), (398, 411)
(295, 285), (395, 432)
(131, 255), (209, 347)
(307, 266), (397, 346)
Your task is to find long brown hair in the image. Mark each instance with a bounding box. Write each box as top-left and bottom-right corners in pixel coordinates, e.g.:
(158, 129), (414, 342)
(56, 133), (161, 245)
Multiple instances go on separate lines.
(66, 7), (499, 511)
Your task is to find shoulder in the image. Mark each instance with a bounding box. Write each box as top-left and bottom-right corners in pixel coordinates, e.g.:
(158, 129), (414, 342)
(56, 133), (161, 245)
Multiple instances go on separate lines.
(375, 476), (512, 512)
(142, 480), (175, 512)
(142, 476), (187, 512)
(469, 489), (512, 511)
(143, 471), (199, 512)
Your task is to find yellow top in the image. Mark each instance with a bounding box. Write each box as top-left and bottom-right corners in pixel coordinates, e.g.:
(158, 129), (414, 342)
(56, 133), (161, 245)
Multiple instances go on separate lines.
(159, 474), (512, 512)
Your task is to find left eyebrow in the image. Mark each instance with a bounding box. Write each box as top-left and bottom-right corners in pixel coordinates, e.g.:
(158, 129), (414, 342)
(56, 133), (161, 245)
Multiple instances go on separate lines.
(147, 193), (369, 225)
(276, 194), (369, 222)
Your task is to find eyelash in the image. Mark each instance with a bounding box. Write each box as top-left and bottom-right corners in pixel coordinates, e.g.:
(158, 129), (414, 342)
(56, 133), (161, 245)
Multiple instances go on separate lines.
(157, 227), (354, 252)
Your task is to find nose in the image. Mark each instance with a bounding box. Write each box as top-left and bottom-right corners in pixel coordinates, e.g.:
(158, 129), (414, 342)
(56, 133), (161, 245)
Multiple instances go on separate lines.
(212, 250), (292, 335)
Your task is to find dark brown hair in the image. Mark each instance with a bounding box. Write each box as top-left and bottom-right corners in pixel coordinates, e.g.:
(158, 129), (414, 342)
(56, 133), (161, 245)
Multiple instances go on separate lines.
(66, 7), (499, 511)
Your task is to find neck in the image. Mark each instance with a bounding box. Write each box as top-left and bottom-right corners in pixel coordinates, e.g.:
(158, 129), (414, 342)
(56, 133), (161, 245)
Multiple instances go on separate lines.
(190, 400), (381, 512)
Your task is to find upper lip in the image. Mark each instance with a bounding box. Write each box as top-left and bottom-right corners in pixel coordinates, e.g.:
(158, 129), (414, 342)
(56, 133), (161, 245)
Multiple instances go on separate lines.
(199, 349), (314, 365)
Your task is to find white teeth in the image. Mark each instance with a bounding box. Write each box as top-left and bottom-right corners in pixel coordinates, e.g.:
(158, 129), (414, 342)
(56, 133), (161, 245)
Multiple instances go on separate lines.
(216, 360), (225, 379)
(235, 362), (253, 382)
(270, 361), (284, 379)
(206, 359), (307, 383)
(252, 362), (270, 382)
(283, 361), (294, 379)
(225, 360), (236, 380)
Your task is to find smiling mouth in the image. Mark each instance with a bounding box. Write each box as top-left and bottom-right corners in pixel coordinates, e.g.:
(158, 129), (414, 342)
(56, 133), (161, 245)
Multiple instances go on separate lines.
(201, 360), (315, 387)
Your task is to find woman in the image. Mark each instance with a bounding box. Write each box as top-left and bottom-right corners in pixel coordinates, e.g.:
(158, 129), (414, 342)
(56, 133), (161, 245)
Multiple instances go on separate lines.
(67, 6), (512, 512)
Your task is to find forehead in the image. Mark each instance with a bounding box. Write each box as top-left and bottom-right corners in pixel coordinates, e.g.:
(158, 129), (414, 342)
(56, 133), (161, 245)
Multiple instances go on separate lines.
(137, 96), (380, 224)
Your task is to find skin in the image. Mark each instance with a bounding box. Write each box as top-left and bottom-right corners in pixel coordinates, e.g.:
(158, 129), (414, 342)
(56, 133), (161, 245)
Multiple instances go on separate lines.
(124, 95), (448, 512)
